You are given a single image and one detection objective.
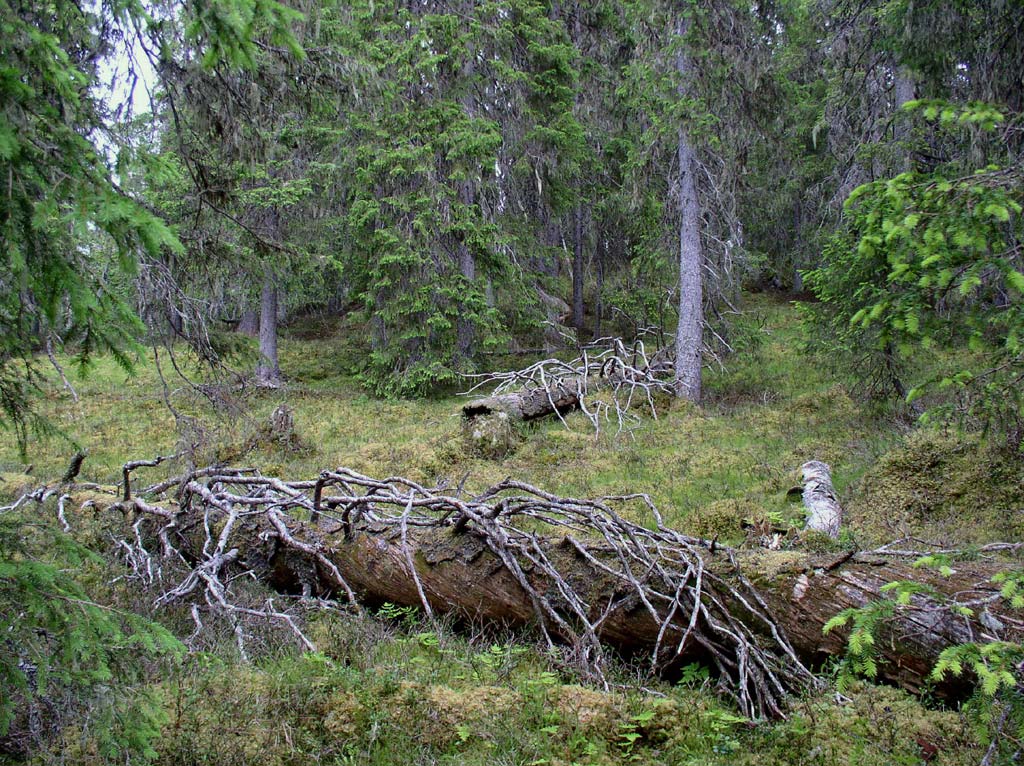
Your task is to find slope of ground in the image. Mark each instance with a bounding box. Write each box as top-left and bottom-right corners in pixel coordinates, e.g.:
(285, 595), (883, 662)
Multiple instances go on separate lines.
(2, 293), (1021, 765)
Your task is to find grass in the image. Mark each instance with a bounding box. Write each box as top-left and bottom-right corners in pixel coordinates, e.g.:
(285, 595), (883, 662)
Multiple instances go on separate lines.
(38, 605), (986, 766)
(2, 294), (901, 542)
(4, 293), (1022, 766)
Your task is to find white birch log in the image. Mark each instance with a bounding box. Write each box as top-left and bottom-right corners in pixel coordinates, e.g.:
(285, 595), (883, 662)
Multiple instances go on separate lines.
(801, 460), (843, 538)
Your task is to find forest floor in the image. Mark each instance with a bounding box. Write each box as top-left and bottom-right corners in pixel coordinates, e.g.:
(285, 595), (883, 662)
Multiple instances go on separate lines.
(2, 293), (1022, 765)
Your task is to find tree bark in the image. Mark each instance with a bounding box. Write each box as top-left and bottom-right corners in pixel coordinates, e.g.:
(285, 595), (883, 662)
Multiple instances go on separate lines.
(463, 377), (587, 422)
(455, 49), (479, 362)
(297, 531), (997, 697)
(595, 233), (606, 338)
(462, 349), (671, 424)
(894, 66), (917, 172)
(256, 268), (283, 387)
(572, 203), (585, 335)
(800, 461), (843, 538)
(115, 466), (1024, 717)
(674, 19), (703, 403)
(237, 305), (259, 337)
(456, 179), (477, 360)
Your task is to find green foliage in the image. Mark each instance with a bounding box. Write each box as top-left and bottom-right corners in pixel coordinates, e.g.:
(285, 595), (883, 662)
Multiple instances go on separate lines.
(0, 506), (183, 760)
(0, 0), (164, 452)
(825, 558), (1024, 717)
(334, 0), (581, 395)
(184, 0), (305, 69)
(0, 0), (306, 452)
(993, 569), (1024, 609)
(0, 297), (1011, 764)
(804, 102), (1024, 443)
(823, 598), (894, 684)
(377, 601), (419, 628)
(932, 641), (1022, 696)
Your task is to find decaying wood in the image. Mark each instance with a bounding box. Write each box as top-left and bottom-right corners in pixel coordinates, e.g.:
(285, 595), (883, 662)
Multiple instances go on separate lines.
(800, 460), (843, 538)
(461, 336), (674, 437)
(102, 461), (1024, 719)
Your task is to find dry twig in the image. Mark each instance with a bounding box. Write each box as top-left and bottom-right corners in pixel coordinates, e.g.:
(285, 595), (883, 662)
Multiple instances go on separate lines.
(461, 333), (675, 437)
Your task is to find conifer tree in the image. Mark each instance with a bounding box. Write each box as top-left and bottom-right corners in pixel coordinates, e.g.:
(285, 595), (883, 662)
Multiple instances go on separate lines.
(0, 0), (302, 443)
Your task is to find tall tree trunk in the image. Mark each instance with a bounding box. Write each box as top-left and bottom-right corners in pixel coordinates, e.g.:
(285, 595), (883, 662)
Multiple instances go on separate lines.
(237, 305), (259, 337)
(456, 51), (478, 362)
(572, 203), (585, 335)
(256, 268), (282, 387)
(894, 66), (917, 172)
(456, 179), (477, 360)
(595, 234), (605, 338)
(673, 20), (704, 403)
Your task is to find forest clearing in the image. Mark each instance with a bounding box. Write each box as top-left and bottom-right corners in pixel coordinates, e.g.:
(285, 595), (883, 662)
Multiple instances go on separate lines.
(2, 0), (1023, 763)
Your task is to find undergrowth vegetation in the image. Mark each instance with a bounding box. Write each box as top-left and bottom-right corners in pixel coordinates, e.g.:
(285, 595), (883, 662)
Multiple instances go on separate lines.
(2, 295), (1023, 765)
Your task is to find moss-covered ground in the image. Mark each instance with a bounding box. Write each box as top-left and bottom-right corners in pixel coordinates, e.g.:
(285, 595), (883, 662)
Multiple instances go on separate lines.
(3, 294), (1022, 765)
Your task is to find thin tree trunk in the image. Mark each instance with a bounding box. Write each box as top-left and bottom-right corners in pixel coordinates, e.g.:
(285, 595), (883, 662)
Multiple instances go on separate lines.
(595, 234), (605, 338)
(544, 213), (561, 276)
(457, 179), (477, 360)
(894, 66), (917, 172)
(674, 21), (704, 403)
(256, 268), (282, 387)
(456, 51), (479, 362)
(572, 204), (585, 335)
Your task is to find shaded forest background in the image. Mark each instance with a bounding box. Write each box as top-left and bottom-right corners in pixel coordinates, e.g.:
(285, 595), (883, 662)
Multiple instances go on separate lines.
(3, 0), (1022, 420)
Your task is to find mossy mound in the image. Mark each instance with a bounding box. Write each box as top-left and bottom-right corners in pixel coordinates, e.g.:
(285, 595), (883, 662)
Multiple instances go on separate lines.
(846, 430), (1024, 546)
(685, 498), (762, 543)
(396, 681), (522, 747)
(463, 411), (521, 459)
(552, 684), (625, 735)
(0, 471), (36, 500)
(741, 681), (980, 766)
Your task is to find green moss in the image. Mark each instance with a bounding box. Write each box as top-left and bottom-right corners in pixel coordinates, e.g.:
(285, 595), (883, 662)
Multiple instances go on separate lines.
(463, 411), (521, 459)
(741, 549), (807, 584)
(847, 430), (1024, 545)
(796, 529), (850, 553)
(747, 681), (980, 766)
(9, 296), (1018, 765)
(685, 498), (759, 542)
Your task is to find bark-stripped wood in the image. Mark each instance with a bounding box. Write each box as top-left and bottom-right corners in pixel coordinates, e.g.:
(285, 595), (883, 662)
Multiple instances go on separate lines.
(801, 460), (843, 538)
(463, 377), (585, 421)
(104, 462), (1024, 719)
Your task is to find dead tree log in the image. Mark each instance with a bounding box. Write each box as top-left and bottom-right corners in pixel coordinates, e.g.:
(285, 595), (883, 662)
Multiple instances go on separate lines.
(110, 464), (1024, 719)
(461, 337), (674, 445)
(800, 460), (843, 538)
(463, 377), (585, 422)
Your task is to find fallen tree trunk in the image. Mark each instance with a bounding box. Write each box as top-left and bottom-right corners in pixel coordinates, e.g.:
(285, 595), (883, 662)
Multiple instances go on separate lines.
(461, 338), (674, 438)
(281, 522), (1007, 695)
(463, 376), (586, 421)
(110, 463), (1023, 719)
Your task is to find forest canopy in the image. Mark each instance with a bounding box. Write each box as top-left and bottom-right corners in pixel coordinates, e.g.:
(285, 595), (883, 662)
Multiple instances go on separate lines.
(1, 0), (1021, 434)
